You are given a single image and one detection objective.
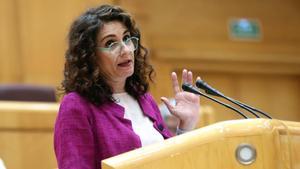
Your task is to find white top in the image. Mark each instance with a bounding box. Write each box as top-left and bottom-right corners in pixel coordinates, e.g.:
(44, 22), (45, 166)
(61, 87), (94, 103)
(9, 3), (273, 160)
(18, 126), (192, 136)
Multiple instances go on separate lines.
(113, 93), (164, 146)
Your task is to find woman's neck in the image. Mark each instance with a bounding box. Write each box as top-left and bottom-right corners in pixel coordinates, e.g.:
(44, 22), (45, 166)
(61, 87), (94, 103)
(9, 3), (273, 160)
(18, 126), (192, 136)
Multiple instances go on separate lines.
(109, 79), (126, 93)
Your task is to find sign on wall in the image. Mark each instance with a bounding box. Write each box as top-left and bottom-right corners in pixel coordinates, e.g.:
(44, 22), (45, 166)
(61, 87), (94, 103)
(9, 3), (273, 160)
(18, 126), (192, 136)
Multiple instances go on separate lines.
(228, 18), (262, 41)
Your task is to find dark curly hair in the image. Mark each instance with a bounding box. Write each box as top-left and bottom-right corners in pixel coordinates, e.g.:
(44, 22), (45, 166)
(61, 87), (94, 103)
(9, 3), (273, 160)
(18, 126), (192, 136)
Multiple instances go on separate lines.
(61, 4), (154, 105)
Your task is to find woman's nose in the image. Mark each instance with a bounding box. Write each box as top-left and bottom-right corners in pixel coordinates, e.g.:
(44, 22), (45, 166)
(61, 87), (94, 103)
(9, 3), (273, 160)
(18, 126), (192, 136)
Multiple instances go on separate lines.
(119, 42), (132, 54)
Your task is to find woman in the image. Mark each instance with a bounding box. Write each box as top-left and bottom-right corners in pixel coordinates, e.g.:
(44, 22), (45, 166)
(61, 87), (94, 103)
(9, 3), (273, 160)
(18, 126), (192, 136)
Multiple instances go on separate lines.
(54, 4), (200, 169)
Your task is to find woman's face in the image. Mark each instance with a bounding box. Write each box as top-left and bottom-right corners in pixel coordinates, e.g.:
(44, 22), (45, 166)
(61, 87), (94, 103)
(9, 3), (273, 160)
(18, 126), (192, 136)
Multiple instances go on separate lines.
(96, 21), (135, 84)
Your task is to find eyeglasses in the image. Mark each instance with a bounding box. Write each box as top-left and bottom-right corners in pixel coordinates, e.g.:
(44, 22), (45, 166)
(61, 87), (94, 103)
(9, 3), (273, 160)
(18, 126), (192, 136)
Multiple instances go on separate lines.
(97, 37), (139, 55)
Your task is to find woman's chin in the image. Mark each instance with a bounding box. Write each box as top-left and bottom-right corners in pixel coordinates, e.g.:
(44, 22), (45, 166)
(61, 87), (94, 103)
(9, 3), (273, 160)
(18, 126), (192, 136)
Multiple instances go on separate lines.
(117, 64), (134, 77)
(124, 69), (134, 78)
(116, 69), (134, 80)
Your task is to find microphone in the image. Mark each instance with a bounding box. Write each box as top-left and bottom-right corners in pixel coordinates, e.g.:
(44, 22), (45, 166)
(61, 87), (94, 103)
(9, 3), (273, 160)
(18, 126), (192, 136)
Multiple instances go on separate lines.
(182, 83), (248, 119)
(195, 79), (272, 119)
(195, 79), (259, 118)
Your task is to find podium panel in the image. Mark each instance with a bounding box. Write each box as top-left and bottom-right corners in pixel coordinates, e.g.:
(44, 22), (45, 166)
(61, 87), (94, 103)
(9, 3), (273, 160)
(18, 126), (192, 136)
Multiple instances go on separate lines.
(102, 119), (300, 169)
(0, 101), (59, 169)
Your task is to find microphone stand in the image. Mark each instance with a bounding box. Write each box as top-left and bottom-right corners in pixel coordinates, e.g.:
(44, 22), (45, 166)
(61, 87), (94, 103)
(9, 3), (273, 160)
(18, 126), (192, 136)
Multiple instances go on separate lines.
(182, 83), (248, 119)
(196, 79), (272, 119)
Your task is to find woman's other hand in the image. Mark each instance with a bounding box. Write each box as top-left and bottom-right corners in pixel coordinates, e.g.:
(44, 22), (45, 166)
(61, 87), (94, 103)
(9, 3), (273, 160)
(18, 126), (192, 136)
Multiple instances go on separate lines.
(161, 69), (200, 131)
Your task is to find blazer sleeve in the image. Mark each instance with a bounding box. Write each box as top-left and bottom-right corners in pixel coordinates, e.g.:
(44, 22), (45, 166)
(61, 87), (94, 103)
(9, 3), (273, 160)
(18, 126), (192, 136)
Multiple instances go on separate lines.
(54, 94), (97, 169)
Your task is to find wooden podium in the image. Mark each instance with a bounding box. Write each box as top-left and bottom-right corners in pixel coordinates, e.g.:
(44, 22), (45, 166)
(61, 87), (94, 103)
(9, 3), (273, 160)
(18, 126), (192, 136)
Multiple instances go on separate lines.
(102, 119), (300, 169)
(0, 101), (59, 169)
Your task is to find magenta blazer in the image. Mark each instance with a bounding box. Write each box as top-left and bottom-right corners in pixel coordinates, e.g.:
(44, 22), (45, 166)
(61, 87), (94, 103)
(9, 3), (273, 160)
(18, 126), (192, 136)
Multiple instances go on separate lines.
(54, 92), (173, 169)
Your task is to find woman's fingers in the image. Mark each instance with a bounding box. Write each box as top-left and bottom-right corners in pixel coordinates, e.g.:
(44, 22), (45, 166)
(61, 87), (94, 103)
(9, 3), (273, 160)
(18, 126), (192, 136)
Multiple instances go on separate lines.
(187, 71), (193, 84)
(182, 69), (194, 84)
(161, 97), (175, 115)
(171, 72), (180, 94)
(173, 69), (195, 94)
(181, 69), (187, 84)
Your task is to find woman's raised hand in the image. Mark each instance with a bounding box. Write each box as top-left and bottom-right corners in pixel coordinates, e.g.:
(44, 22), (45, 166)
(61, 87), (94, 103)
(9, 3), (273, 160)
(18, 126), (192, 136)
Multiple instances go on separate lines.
(161, 69), (200, 131)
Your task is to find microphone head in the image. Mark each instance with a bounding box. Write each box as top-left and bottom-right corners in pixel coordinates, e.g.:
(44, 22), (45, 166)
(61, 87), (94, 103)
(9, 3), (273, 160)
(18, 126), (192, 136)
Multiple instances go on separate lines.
(181, 83), (193, 92)
(195, 79), (224, 97)
(182, 83), (200, 95)
(184, 82), (248, 119)
(195, 79), (206, 89)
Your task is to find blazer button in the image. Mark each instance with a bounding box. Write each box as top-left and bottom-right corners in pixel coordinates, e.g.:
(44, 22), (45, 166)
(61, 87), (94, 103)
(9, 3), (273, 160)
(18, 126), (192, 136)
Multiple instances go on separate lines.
(157, 124), (164, 131)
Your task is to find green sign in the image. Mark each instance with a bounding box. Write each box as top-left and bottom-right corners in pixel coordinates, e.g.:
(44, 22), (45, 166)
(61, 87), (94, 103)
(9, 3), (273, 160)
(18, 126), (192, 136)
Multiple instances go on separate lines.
(229, 19), (261, 40)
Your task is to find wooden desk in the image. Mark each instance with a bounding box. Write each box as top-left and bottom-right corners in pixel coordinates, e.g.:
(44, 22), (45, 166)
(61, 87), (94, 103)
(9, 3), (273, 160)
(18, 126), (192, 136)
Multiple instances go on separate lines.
(0, 101), (215, 169)
(102, 119), (300, 169)
(0, 101), (59, 169)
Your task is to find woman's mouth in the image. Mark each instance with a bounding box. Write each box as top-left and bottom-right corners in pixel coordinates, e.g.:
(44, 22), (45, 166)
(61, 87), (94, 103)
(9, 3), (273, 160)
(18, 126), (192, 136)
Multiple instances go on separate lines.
(117, 60), (132, 67)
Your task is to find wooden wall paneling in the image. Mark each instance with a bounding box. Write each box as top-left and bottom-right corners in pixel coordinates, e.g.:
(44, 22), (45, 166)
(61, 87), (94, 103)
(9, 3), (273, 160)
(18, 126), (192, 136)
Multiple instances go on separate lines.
(15, 0), (114, 86)
(181, 70), (300, 122)
(194, 72), (243, 121)
(148, 57), (300, 122)
(142, 0), (300, 63)
(0, 0), (22, 83)
(237, 74), (300, 121)
(17, 0), (62, 85)
(119, 0), (300, 122)
(150, 60), (174, 102)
